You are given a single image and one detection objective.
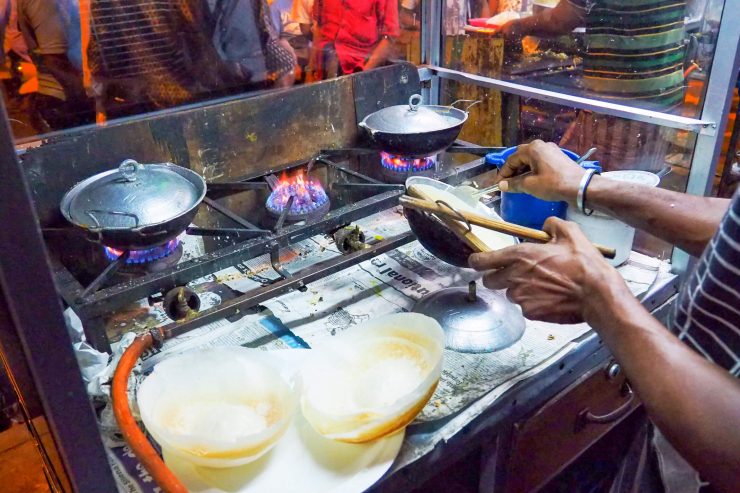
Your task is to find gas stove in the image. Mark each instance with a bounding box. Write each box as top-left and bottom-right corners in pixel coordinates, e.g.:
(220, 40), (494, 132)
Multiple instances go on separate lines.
(104, 238), (183, 265)
(379, 152), (437, 183)
(44, 145), (494, 352)
(265, 171), (331, 222)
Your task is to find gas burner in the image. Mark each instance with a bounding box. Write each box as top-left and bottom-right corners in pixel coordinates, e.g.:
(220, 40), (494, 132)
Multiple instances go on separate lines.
(265, 171), (330, 221)
(380, 152), (436, 173)
(104, 238), (181, 264)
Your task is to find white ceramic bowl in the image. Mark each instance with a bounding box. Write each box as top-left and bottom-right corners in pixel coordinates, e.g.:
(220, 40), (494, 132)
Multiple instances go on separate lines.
(300, 313), (445, 443)
(137, 347), (295, 468)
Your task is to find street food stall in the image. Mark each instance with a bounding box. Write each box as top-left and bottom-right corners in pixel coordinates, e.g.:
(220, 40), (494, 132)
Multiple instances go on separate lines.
(0, 1), (738, 492)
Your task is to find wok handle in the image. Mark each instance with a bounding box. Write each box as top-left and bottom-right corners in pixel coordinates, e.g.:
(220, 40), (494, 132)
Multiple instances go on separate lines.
(449, 99), (482, 112)
(408, 94), (423, 111)
(86, 210), (140, 229)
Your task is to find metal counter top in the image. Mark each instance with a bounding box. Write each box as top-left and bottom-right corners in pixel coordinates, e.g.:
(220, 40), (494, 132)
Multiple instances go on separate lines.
(372, 271), (679, 491)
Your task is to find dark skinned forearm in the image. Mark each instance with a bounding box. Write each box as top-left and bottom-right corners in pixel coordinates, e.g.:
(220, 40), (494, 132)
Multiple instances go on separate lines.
(364, 38), (395, 71)
(586, 176), (730, 257)
(509, 0), (584, 37)
(584, 275), (740, 493)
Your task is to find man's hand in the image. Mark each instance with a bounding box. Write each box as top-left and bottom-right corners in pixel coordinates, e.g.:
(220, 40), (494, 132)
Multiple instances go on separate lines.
(496, 140), (587, 204)
(495, 20), (525, 43)
(469, 217), (625, 325)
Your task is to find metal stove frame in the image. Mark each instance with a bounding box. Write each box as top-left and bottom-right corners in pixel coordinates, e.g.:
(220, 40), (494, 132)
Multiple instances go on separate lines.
(49, 155), (410, 352)
(49, 141), (501, 352)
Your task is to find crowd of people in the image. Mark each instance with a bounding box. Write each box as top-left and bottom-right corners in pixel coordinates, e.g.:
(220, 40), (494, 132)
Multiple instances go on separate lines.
(0, 0), (507, 136)
(0, 0), (407, 133)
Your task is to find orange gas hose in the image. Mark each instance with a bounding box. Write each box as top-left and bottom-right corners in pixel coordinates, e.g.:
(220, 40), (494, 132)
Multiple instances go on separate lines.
(111, 331), (188, 493)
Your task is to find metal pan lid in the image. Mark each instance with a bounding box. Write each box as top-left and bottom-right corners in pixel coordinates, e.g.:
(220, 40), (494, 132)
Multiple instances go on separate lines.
(61, 159), (206, 231)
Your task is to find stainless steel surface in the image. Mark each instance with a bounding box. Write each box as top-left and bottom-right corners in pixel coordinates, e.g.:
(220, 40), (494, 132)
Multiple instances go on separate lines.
(412, 281), (526, 353)
(427, 66), (717, 135)
(60, 159), (206, 249)
(420, 0), (442, 105)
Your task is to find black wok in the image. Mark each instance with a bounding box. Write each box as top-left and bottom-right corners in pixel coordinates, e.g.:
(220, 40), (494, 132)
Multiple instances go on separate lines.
(359, 94), (479, 157)
(60, 159), (207, 251)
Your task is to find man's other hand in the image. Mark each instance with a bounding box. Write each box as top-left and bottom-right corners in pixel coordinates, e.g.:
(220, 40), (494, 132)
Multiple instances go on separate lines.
(469, 217), (623, 325)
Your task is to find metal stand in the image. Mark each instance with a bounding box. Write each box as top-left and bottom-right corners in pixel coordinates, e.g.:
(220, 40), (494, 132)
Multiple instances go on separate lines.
(413, 281), (526, 353)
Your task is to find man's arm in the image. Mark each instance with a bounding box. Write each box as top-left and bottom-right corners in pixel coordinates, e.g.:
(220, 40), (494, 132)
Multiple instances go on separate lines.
(499, 0), (585, 39)
(587, 273), (740, 493)
(364, 37), (395, 70)
(497, 140), (731, 256)
(469, 219), (740, 493)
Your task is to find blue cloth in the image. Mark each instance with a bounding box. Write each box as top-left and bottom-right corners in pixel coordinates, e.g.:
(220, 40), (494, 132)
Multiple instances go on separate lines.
(56, 0), (82, 70)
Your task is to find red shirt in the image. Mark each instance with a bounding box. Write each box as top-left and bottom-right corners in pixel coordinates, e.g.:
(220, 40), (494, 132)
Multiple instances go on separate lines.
(313, 0), (399, 74)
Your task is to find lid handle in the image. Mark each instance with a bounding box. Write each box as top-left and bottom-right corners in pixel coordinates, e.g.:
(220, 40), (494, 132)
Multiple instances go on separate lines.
(119, 159), (142, 182)
(408, 94), (423, 112)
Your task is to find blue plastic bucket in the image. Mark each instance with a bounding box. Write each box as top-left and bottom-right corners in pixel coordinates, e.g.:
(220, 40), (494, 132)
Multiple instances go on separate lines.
(485, 147), (600, 230)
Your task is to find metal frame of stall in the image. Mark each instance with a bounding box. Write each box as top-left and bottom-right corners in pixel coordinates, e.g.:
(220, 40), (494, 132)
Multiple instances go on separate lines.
(419, 0), (740, 276)
(0, 2), (738, 491)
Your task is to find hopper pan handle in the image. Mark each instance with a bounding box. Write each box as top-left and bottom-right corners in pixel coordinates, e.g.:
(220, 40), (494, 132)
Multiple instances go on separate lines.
(450, 99), (481, 112)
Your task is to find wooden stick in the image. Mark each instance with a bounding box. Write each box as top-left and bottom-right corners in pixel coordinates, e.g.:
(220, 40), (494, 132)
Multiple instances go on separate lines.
(407, 185), (492, 253)
(401, 193), (617, 259)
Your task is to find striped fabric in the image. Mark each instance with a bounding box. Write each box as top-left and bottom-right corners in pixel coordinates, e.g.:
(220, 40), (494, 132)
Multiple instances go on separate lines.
(568, 0), (687, 110)
(673, 191), (740, 376)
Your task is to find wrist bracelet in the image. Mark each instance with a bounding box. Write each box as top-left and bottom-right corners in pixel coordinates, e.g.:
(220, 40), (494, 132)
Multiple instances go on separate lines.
(577, 169), (599, 216)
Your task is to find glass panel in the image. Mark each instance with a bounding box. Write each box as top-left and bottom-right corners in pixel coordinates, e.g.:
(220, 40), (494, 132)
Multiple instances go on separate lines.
(441, 0), (727, 119)
(441, 79), (701, 260)
(2, 0), (413, 142)
(397, 1), (422, 64)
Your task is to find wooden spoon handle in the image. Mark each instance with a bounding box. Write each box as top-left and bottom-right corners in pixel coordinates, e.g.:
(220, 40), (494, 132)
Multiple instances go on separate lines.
(401, 192), (617, 259)
(406, 186), (492, 253)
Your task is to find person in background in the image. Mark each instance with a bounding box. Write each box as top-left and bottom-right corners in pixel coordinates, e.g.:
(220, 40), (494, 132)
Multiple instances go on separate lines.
(399, 0), (495, 35)
(496, 0), (687, 172)
(399, 0), (420, 31)
(16, 0), (92, 131)
(472, 140), (739, 493)
(268, 0), (309, 81)
(85, 0), (293, 119)
(310, 0), (399, 80)
(289, 0), (314, 81)
(86, 0), (234, 115)
(210, 0), (295, 88)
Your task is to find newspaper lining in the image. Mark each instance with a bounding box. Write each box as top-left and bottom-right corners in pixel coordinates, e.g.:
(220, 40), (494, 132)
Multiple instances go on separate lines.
(80, 208), (664, 492)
